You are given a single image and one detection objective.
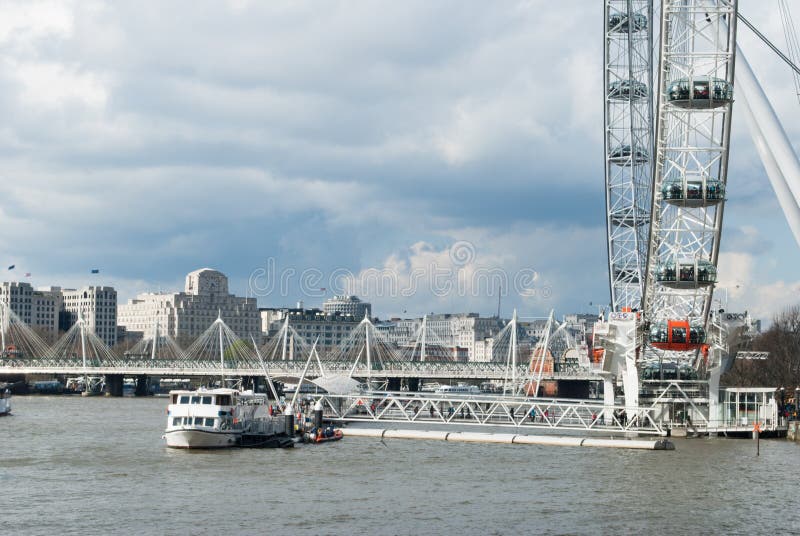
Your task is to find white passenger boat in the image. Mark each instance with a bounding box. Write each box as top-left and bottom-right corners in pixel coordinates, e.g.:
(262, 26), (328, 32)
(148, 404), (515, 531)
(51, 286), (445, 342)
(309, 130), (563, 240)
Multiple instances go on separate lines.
(435, 384), (481, 395)
(164, 388), (285, 449)
(0, 385), (11, 416)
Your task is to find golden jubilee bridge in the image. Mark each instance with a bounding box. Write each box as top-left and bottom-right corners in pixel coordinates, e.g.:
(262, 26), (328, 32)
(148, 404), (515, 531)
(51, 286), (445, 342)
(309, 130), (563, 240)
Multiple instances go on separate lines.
(0, 304), (602, 395)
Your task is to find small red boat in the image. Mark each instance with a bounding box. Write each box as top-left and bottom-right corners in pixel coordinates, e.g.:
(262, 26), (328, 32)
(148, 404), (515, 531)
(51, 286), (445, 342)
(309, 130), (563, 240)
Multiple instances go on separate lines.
(307, 427), (343, 443)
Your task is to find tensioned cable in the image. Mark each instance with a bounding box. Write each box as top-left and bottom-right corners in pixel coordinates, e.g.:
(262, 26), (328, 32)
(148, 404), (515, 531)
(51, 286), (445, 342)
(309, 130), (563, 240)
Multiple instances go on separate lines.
(737, 10), (800, 77)
(778, 0), (800, 103)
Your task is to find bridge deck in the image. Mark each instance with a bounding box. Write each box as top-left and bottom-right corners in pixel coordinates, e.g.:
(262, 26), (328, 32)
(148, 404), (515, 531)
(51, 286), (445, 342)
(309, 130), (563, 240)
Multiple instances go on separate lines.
(0, 360), (602, 381)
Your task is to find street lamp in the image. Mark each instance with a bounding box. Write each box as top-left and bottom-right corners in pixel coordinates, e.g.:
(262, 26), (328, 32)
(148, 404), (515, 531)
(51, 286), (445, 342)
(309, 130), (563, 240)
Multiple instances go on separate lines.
(780, 387), (786, 423)
(781, 387), (786, 416)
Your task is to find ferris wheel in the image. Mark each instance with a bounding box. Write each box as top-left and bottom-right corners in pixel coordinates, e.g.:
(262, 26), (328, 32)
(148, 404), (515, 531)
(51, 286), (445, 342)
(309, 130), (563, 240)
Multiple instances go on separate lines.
(599, 0), (800, 417)
(604, 1), (737, 364)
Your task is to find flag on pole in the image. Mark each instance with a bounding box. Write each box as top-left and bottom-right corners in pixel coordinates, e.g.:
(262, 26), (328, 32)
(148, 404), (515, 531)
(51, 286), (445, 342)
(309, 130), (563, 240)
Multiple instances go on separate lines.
(90, 269), (100, 274)
(7, 265), (14, 270)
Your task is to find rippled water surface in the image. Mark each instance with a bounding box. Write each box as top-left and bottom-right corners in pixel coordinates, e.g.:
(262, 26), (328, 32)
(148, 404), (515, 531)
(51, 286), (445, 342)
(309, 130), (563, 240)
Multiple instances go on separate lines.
(2, 396), (799, 535)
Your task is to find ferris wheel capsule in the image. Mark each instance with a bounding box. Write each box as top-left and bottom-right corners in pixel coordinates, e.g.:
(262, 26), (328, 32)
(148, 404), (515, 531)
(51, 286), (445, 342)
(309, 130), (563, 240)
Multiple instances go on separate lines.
(655, 259), (717, 289)
(661, 176), (725, 207)
(607, 12), (648, 33)
(609, 145), (649, 166)
(649, 319), (707, 351)
(608, 79), (649, 101)
(666, 77), (733, 109)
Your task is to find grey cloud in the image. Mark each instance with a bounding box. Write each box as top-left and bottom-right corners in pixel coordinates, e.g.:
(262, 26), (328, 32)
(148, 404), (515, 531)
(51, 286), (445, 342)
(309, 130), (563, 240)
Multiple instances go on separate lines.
(1, 0), (799, 320)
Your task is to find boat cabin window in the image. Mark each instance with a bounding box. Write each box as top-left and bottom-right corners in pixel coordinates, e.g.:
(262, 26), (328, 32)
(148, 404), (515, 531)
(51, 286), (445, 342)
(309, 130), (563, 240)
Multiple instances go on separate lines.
(217, 395), (232, 406)
(202, 396), (212, 404)
(179, 395), (190, 404)
(171, 394), (178, 404)
(172, 417), (181, 426)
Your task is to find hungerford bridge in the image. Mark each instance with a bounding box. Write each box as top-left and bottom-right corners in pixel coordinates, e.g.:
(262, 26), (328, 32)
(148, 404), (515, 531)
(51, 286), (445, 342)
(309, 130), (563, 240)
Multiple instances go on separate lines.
(0, 304), (600, 394)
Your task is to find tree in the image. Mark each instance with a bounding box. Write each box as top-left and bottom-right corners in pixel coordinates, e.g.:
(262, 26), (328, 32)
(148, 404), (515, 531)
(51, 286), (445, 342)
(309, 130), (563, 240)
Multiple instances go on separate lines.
(722, 306), (800, 388)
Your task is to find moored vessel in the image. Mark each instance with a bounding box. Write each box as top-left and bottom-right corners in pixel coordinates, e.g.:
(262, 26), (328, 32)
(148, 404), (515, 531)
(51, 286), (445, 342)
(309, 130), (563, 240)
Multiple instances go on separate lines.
(164, 388), (290, 449)
(0, 384), (10, 416)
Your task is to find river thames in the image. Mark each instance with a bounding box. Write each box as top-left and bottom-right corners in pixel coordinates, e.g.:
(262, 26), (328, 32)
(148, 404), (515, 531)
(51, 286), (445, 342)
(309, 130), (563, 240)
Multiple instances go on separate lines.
(2, 396), (799, 535)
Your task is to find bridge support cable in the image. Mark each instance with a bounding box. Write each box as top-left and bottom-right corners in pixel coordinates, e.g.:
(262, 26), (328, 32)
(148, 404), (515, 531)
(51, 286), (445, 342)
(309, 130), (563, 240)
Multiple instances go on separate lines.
(0, 302), (52, 361)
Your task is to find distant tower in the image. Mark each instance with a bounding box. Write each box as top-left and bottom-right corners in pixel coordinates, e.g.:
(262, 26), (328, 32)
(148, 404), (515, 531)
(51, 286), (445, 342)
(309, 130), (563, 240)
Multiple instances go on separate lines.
(323, 295), (371, 319)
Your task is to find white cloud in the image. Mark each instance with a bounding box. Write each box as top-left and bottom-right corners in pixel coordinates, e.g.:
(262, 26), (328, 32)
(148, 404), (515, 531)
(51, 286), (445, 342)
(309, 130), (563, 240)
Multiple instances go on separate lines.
(0, 0), (73, 46)
(10, 60), (108, 109)
(337, 223), (605, 318)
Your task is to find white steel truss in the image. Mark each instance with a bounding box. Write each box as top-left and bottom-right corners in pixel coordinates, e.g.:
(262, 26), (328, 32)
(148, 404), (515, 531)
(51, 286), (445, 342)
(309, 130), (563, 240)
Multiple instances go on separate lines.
(604, 0), (655, 311)
(644, 1), (737, 338)
(313, 391), (666, 436)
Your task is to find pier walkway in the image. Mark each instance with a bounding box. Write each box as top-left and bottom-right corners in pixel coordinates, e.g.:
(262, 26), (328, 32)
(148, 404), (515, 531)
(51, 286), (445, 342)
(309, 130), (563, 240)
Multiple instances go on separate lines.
(311, 391), (666, 436)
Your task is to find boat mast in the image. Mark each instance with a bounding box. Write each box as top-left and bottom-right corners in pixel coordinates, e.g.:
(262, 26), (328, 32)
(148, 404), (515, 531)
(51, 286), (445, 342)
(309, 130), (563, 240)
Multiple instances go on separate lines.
(79, 310), (88, 391)
(511, 309), (518, 394)
(150, 317), (159, 361)
(217, 310), (225, 387)
(251, 334), (280, 400)
(0, 302), (6, 352)
(421, 315), (427, 362)
(364, 314), (372, 385)
(280, 316), (289, 361)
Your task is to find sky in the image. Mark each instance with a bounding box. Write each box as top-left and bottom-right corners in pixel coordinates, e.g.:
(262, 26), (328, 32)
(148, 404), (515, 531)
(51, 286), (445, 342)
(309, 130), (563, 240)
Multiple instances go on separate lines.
(0, 0), (798, 323)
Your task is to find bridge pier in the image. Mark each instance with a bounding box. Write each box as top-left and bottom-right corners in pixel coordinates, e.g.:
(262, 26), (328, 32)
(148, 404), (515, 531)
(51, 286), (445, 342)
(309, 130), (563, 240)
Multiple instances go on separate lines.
(135, 375), (150, 396)
(556, 380), (591, 399)
(104, 374), (124, 397)
(250, 376), (262, 394)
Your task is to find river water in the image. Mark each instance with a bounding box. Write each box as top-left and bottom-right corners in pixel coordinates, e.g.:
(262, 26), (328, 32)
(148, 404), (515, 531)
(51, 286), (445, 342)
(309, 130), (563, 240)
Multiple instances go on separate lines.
(2, 396), (799, 535)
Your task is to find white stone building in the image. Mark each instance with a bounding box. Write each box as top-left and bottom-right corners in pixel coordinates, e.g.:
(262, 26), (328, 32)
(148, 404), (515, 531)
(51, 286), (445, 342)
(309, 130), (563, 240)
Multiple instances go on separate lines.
(62, 286), (118, 347)
(32, 287), (63, 339)
(377, 313), (505, 362)
(262, 307), (360, 353)
(0, 282), (64, 340)
(322, 295), (371, 319)
(118, 268), (259, 342)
